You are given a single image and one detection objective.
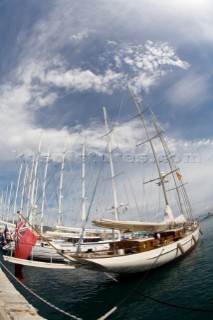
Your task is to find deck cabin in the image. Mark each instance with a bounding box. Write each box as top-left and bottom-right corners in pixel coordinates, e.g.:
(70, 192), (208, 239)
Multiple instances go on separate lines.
(109, 227), (185, 254)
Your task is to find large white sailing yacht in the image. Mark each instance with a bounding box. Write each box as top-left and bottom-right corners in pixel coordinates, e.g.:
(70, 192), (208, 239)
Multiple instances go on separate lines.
(67, 87), (202, 274)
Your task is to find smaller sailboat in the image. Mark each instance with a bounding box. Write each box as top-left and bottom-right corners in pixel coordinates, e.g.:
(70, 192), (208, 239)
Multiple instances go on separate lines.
(26, 135), (113, 261)
(67, 88), (202, 274)
(3, 137), (114, 264)
(3, 212), (76, 270)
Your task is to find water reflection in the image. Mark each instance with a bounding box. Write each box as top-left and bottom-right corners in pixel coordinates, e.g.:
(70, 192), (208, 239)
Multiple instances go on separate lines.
(0, 218), (212, 320)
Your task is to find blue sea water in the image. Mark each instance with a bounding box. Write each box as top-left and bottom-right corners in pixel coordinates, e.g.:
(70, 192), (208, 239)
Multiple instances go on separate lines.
(1, 217), (212, 320)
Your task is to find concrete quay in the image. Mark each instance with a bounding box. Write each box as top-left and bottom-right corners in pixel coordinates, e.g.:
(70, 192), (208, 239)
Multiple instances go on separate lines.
(0, 267), (46, 320)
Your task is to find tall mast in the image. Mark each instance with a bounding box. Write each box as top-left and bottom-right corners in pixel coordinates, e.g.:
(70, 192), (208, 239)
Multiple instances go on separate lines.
(29, 133), (43, 226)
(27, 160), (34, 215)
(6, 181), (13, 221)
(40, 146), (50, 233)
(3, 185), (9, 220)
(34, 177), (39, 227)
(103, 107), (119, 221)
(20, 163), (28, 212)
(150, 112), (194, 220)
(128, 87), (169, 207)
(13, 163), (23, 224)
(82, 134), (86, 229)
(0, 192), (4, 220)
(58, 141), (66, 226)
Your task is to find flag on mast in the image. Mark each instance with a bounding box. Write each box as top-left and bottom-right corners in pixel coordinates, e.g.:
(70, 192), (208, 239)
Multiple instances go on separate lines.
(176, 172), (182, 181)
(14, 215), (38, 282)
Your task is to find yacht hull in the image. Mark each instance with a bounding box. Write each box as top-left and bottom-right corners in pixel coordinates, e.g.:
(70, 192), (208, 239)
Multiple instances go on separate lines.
(73, 227), (200, 274)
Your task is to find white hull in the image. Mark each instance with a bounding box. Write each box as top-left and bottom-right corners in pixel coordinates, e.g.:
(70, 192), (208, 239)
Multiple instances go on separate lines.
(3, 240), (110, 263)
(73, 227), (200, 274)
(2, 242), (64, 262)
(30, 242), (110, 262)
(3, 255), (75, 269)
(30, 245), (65, 262)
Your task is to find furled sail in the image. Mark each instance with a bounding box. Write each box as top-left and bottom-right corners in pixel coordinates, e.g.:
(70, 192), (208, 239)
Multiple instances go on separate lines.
(92, 205), (182, 232)
(92, 219), (175, 232)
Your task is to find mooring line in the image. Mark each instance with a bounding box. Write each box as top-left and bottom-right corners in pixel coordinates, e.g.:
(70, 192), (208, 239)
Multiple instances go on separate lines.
(0, 260), (82, 320)
(98, 248), (165, 319)
(1, 246), (212, 320)
(98, 247), (213, 319)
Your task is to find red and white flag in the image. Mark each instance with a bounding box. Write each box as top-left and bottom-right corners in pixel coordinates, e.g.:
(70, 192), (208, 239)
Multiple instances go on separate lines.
(15, 217), (38, 259)
(14, 217), (38, 282)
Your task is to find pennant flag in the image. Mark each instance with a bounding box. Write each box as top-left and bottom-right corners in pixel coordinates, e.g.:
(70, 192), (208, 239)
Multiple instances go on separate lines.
(14, 216), (38, 283)
(176, 172), (182, 181)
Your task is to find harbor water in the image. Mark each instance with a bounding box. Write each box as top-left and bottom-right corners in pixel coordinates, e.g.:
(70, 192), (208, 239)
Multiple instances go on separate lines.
(0, 217), (212, 320)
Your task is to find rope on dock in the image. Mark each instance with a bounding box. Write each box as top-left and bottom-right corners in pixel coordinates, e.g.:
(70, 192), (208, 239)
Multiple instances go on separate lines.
(0, 260), (83, 320)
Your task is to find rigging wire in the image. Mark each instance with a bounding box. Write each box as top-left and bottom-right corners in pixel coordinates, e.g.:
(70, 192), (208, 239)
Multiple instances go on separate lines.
(98, 248), (165, 320)
(1, 91), (210, 319)
(123, 169), (141, 220)
(1, 243), (212, 320)
(77, 163), (104, 252)
(98, 248), (213, 319)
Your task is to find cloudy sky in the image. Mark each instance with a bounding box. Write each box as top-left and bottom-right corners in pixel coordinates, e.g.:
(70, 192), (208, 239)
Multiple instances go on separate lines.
(0, 0), (213, 225)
